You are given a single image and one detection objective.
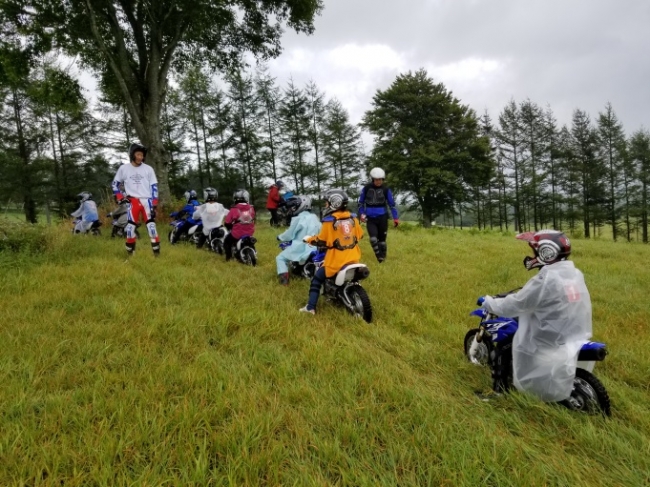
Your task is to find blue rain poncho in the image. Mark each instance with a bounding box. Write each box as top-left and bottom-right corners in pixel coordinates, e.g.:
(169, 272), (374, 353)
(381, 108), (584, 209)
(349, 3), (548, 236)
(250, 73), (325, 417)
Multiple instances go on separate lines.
(276, 212), (322, 272)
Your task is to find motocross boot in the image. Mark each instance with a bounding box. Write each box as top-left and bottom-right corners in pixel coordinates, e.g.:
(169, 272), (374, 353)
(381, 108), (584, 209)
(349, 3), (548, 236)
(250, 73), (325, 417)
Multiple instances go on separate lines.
(278, 273), (290, 286)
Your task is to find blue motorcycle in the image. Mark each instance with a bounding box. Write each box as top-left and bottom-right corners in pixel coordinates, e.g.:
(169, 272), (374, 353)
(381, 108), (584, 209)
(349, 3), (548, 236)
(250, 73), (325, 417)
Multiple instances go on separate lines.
(168, 212), (201, 245)
(464, 292), (611, 416)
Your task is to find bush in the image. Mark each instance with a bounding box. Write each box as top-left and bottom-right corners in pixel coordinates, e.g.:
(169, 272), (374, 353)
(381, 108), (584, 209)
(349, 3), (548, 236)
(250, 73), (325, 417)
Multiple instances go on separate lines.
(0, 218), (52, 253)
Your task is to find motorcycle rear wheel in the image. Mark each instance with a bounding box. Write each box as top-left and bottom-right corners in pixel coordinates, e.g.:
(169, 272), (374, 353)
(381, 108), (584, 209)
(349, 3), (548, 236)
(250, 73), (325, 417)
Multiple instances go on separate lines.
(241, 247), (257, 267)
(346, 285), (372, 323)
(464, 329), (492, 366)
(560, 368), (611, 416)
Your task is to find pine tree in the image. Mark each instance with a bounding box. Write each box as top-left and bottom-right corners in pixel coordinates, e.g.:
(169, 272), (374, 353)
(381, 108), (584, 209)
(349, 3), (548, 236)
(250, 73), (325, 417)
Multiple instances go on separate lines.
(227, 69), (264, 203)
(597, 103), (626, 241)
(321, 98), (362, 193)
(305, 79), (328, 194)
(629, 130), (650, 243)
(255, 66), (282, 183)
(496, 100), (525, 232)
(279, 78), (312, 193)
(519, 99), (546, 231)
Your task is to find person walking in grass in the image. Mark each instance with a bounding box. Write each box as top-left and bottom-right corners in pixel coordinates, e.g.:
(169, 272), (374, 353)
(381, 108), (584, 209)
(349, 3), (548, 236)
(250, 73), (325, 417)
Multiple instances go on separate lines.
(358, 167), (399, 263)
(299, 189), (364, 314)
(266, 180), (285, 227)
(111, 143), (161, 257)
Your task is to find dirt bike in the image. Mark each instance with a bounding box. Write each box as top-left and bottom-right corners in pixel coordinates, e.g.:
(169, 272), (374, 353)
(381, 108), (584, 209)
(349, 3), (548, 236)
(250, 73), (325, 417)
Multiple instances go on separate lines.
(231, 235), (258, 266)
(168, 213), (201, 245)
(207, 226), (228, 255)
(278, 240), (325, 279)
(464, 292), (611, 416)
(72, 219), (102, 236)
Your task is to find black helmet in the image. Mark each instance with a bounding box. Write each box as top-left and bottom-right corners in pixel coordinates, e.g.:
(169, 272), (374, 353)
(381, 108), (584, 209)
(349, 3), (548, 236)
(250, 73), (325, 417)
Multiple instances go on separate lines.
(204, 187), (218, 202)
(516, 230), (572, 271)
(233, 189), (250, 204)
(128, 143), (147, 161)
(286, 195), (312, 217)
(323, 189), (349, 216)
(77, 191), (92, 203)
(184, 190), (198, 203)
(275, 180), (285, 189)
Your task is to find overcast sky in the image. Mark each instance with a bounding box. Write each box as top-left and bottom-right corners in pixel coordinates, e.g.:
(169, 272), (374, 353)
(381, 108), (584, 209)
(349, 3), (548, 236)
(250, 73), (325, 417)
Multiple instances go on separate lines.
(261, 0), (650, 134)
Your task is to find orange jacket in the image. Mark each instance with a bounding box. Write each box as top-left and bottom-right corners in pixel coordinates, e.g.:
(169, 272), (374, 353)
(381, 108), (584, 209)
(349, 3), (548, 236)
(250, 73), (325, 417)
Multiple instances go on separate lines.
(306, 210), (363, 278)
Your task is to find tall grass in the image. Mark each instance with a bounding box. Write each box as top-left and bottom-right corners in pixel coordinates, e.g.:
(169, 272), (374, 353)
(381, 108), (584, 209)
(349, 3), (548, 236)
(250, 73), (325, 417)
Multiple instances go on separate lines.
(0, 222), (649, 486)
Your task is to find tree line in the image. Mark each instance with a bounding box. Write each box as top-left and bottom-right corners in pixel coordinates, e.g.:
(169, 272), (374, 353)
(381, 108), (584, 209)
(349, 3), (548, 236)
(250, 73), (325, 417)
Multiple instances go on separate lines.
(461, 100), (650, 242)
(0, 58), (364, 220)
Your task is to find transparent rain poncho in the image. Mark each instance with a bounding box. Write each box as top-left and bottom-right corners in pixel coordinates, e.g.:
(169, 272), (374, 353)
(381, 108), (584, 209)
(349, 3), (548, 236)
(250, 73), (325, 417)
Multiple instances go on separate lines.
(277, 211), (322, 264)
(483, 260), (592, 402)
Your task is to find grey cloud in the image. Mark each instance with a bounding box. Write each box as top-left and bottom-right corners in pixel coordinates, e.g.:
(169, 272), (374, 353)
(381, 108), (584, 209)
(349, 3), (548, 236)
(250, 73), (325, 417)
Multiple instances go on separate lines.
(276, 0), (650, 131)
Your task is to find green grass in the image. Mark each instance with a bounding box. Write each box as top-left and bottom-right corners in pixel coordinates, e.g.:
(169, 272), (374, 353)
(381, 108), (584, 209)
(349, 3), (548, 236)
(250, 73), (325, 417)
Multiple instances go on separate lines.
(1, 222), (649, 486)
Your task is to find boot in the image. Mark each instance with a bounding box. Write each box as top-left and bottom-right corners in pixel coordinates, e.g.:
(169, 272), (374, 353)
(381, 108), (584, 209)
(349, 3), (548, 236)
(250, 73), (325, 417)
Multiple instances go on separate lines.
(125, 241), (136, 256)
(152, 242), (161, 257)
(278, 272), (289, 286)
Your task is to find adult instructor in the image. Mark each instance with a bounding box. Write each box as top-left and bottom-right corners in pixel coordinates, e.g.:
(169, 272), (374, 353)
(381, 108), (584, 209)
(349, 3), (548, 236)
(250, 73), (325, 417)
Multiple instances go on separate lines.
(358, 167), (399, 263)
(111, 143), (161, 257)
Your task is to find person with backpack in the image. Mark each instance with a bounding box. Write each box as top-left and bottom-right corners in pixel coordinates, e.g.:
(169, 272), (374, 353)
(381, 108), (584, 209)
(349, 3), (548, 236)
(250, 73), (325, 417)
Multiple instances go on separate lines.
(224, 190), (256, 261)
(299, 189), (364, 314)
(358, 167), (399, 263)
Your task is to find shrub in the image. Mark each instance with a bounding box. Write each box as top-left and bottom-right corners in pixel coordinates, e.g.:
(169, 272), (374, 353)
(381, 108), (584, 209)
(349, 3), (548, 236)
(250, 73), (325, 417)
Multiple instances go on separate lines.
(0, 218), (52, 253)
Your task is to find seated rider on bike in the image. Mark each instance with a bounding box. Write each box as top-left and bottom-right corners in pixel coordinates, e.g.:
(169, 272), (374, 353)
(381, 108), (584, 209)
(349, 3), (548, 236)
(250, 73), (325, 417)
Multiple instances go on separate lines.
(224, 190), (256, 261)
(193, 187), (228, 249)
(171, 190), (201, 240)
(71, 192), (100, 234)
(479, 230), (592, 402)
(299, 189), (364, 315)
(275, 195), (322, 286)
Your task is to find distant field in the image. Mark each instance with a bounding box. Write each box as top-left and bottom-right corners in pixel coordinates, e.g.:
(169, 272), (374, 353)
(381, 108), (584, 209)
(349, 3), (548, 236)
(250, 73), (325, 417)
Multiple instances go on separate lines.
(0, 223), (648, 486)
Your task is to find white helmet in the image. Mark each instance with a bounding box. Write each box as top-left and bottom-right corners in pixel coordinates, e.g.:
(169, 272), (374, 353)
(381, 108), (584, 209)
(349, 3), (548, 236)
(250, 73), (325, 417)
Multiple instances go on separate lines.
(369, 167), (385, 180)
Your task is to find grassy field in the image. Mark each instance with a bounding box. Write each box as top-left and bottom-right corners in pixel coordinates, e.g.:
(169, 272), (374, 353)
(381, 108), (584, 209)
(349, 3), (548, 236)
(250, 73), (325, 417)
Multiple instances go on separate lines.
(0, 220), (649, 486)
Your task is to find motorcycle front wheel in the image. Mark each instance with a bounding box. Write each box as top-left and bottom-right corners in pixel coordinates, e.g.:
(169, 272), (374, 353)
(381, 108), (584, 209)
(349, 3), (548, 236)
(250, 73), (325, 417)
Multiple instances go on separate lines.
(464, 329), (492, 366)
(345, 285), (372, 323)
(560, 368), (611, 416)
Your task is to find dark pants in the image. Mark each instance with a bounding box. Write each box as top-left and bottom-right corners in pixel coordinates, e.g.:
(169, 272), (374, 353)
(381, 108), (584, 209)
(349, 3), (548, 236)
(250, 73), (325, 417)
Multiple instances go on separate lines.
(307, 266), (327, 310)
(269, 208), (280, 226)
(491, 341), (513, 393)
(224, 233), (236, 260)
(367, 214), (388, 261)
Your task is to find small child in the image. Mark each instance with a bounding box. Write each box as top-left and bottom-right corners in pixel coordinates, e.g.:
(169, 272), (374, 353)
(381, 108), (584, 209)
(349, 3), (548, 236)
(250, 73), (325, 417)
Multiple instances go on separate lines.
(71, 192), (100, 234)
(480, 230), (592, 402)
(276, 195), (322, 285)
(224, 189), (256, 261)
(299, 189), (363, 314)
(192, 187), (228, 250)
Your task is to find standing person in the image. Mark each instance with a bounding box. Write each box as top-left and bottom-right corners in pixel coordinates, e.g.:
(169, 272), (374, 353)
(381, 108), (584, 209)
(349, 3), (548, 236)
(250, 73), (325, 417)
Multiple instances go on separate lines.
(193, 187), (228, 250)
(71, 192), (100, 234)
(275, 195), (322, 286)
(299, 189), (364, 314)
(224, 190), (256, 261)
(358, 167), (399, 263)
(266, 180), (285, 227)
(111, 143), (160, 257)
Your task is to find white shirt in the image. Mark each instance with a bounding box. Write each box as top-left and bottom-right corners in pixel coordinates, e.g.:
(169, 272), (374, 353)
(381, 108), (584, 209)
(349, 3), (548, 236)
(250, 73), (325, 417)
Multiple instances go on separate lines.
(113, 163), (158, 199)
(193, 202), (228, 234)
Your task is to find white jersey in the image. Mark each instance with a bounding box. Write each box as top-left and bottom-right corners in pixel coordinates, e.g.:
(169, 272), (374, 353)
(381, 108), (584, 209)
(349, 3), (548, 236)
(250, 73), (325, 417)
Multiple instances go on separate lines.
(113, 163), (158, 199)
(193, 202), (228, 234)
(71, 200), (99, 222)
